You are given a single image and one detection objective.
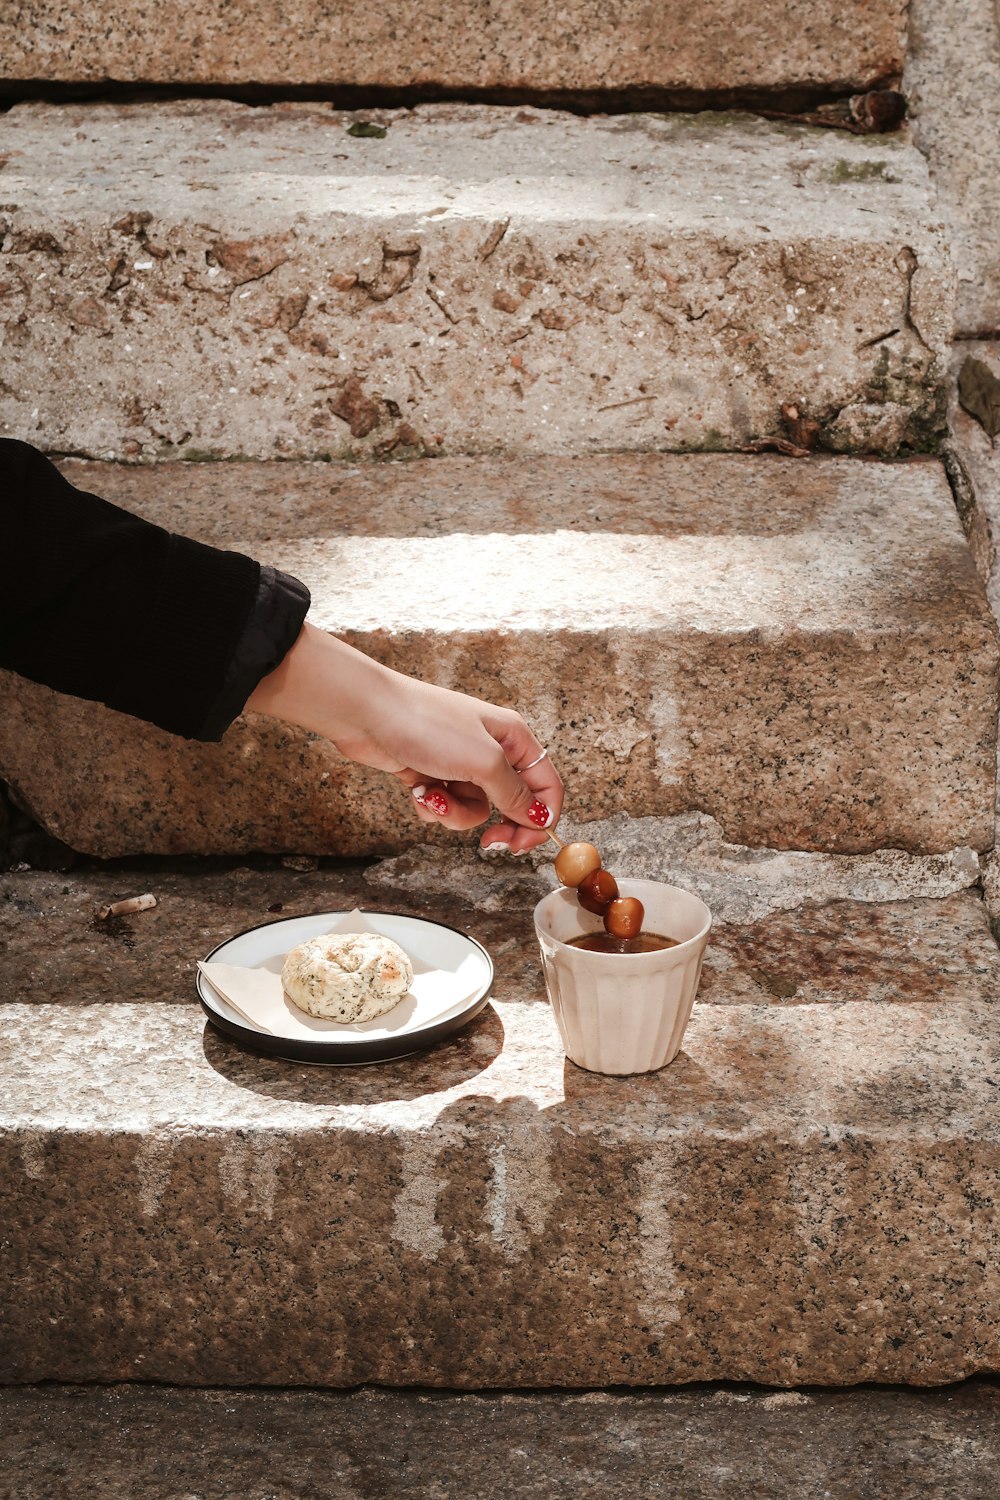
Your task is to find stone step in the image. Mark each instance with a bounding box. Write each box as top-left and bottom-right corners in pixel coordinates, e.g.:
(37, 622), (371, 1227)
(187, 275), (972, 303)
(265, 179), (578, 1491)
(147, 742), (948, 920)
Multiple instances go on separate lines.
(0, 101), (951, 462)
(1, 1), (907, 99)
(3, 1382), (999, 1500)
(0, 453), (995, 859)
(2, 860), (999, 1387)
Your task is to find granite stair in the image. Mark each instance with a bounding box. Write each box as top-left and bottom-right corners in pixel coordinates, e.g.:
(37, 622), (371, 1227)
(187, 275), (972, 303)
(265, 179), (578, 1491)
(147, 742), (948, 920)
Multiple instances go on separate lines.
(4, 0), (1000, 1441)
(0, 101), (951, 463)
(2, 850), (1000, 1387)
(0, 452), (995, 860)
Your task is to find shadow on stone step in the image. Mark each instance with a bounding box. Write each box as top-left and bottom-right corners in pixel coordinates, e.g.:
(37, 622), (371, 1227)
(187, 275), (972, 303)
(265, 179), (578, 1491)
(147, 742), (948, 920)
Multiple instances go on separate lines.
(201, 1003), (506, 1104)
(0, 79), (908, 127)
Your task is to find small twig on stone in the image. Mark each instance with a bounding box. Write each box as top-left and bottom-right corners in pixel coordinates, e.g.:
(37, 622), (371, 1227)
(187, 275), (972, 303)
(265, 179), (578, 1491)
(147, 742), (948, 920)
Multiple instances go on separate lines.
(742, 437), (813, 458)
(96, 893), (157, 921)
(597, 396), (657, 413)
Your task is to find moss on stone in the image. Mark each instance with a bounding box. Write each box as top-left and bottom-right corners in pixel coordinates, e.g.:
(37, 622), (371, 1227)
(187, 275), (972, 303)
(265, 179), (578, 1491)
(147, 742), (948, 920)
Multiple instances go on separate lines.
(824, 158), (898, 184)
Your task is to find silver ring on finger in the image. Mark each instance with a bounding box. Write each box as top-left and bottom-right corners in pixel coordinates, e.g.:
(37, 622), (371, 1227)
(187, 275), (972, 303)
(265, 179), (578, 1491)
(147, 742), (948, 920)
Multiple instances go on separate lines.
(514, 748), (548, 774)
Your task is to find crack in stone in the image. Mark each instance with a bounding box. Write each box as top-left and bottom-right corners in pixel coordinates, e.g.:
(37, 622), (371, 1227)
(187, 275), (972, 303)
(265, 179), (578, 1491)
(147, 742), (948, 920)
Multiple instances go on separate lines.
(896, 244), (933, 360)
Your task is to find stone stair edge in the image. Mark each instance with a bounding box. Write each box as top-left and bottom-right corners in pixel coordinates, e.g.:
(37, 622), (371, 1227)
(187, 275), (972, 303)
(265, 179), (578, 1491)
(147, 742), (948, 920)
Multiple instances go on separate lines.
(36, 451), (998, 650)
(0, 95), (941, 199)
(2, 813), (990, 968)
(0, 98), (944, 242)
(46, 448), (965, 514)
(4, 996), (1000, 1139)
(1, 444), (996, 859)
(3, 858), (998, 1390)
(35, 450), (993, 648)
(0, 0), (908, 96)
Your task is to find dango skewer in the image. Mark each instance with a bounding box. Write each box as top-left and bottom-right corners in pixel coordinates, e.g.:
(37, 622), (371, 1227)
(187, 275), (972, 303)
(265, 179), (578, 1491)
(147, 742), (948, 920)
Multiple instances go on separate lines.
(549, 832), (646, 939)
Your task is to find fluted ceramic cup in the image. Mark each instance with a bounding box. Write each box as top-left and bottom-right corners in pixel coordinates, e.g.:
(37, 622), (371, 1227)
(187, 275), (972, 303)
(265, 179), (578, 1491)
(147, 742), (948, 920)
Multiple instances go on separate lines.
(534, 878), (712, 1075)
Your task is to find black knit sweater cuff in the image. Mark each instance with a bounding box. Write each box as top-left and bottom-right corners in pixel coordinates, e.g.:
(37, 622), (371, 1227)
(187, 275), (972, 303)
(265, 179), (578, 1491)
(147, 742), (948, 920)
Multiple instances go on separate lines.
(194, 566), (311, 742)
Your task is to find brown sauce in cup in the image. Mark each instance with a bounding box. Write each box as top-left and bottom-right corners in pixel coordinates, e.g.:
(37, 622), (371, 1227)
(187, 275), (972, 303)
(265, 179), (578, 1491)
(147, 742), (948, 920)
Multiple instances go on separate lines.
(568, 932), (679, 955)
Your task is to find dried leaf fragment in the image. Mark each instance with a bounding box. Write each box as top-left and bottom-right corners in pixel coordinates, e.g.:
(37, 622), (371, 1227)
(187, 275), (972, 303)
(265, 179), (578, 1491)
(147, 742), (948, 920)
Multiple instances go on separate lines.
(742, 401), (820, 458)
(958, 356), (1000, 440)
(780, 401), (821, 451)
(478, 219), (510, 261)
(760, 89), (907, 135)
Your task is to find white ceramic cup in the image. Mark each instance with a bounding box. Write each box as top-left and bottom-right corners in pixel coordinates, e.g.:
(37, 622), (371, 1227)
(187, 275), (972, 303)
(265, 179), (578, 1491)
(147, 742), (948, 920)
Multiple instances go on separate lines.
(533, 878), (712, 1075)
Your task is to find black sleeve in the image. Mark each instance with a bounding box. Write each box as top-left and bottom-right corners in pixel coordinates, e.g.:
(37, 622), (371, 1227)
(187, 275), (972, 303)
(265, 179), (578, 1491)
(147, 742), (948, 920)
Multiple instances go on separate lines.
(0, 439), (311, 741)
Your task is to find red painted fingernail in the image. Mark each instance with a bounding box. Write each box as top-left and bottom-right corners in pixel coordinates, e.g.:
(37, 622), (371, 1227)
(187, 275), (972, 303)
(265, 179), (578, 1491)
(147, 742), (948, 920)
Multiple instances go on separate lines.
(527, 799), (553, 828)
(413, 785), (449, 816)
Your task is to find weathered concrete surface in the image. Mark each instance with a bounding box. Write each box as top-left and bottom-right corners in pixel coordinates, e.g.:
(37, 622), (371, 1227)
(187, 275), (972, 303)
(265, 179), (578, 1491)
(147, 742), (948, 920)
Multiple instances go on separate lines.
(3, 995), (999, 1386)
(2, 861), (995, 1008)
(0, 101), (952, 460)
(906, 0), (1000, 335)
(0, 0), (907, 96)
(3, 1382), (1000, 1500)
(1, 454), (995, 858)
(945, 348), (1000, 595)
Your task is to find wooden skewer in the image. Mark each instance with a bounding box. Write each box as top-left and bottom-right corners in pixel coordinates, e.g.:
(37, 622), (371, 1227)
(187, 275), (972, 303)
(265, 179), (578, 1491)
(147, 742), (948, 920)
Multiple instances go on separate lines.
(547, 829), (566, 850)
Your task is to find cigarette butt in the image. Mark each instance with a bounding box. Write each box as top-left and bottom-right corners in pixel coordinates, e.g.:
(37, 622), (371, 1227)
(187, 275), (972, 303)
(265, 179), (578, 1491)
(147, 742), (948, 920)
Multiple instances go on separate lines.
(96, 893), (157, 920)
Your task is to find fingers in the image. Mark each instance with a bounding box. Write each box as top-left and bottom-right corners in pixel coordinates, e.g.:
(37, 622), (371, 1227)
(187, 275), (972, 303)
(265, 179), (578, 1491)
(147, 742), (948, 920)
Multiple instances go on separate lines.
(395, 770), (490, 831)
(481, 821), (545, 855)
(476, 719), (564, 853)
(482, 765), (560, 852)
(395, 710), (564, 850)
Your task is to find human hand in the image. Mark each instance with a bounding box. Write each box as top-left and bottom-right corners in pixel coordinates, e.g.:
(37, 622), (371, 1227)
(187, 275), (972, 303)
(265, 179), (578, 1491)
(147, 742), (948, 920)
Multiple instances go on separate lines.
(247, 625), (563, 851)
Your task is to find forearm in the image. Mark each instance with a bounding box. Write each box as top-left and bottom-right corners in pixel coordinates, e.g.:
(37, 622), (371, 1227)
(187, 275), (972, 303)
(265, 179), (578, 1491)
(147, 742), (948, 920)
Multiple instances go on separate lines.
(246, 624), (393, 748)
(246, 622), (562, 848)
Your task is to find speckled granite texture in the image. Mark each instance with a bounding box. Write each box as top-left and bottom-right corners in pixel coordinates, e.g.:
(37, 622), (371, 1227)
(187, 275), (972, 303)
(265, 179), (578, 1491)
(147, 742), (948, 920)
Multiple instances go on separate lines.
(521, 811), (985, 924)
(1, 456), (995, 859)
(701, 893), (1000, 1005)
(2, 1383), (999, 1500)
(907, 0), (1000, 335)
(1, 857), (995, 1008)
(0, 0), (906, 94)
(0, 102), (951, 460)
(1, 864), (998, 1387)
